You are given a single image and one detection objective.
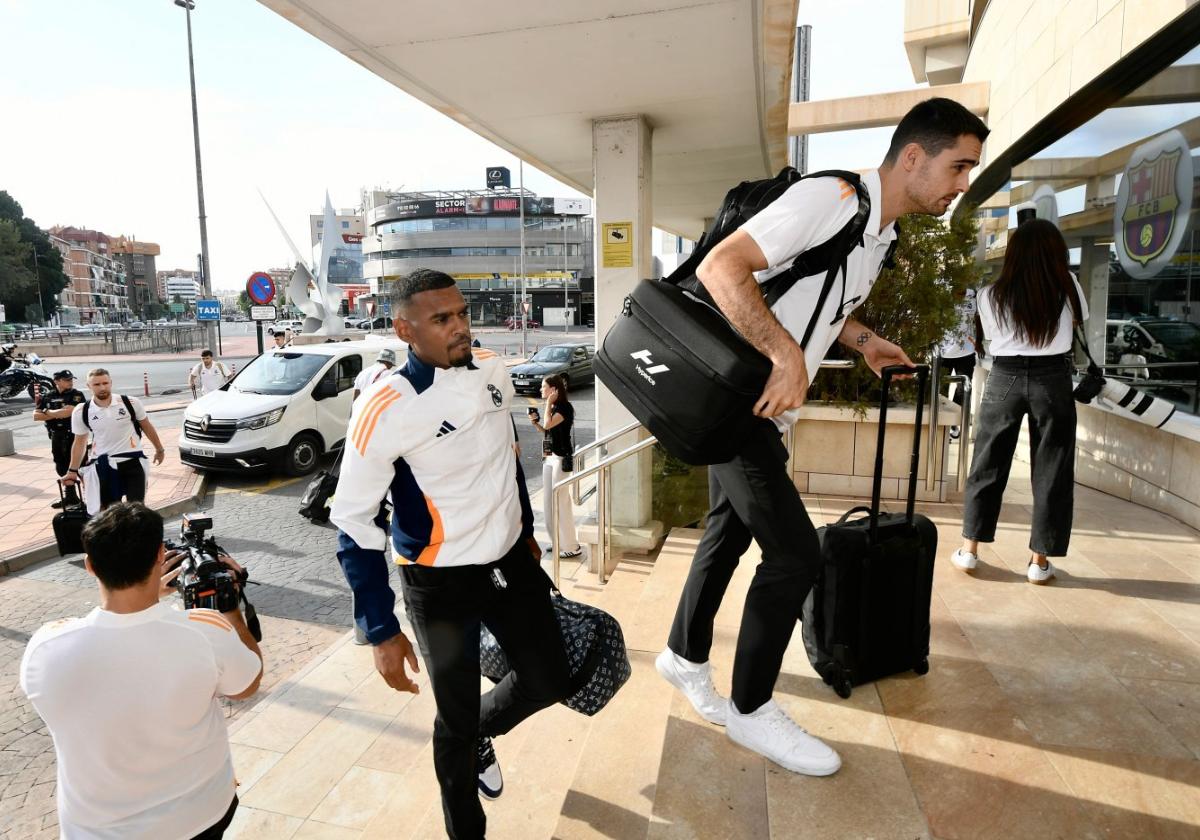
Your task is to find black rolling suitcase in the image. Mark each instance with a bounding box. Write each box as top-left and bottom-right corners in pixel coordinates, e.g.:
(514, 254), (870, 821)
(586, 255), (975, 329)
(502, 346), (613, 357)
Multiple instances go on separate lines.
(52, 481), (90, 556)
(800, 364), (937, 698)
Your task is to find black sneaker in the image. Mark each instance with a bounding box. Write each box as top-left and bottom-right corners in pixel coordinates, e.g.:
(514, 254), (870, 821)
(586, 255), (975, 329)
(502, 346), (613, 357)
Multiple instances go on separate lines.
(476, 736), (503, 800)
(50, 499), (66, 509)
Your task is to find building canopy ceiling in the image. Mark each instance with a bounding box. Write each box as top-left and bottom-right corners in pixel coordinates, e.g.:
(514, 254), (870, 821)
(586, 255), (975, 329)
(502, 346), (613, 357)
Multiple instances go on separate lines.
(258, 0), (798, 239)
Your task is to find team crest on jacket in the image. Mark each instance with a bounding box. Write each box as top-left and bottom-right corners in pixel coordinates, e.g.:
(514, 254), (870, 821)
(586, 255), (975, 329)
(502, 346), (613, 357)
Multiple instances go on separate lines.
(487, 384), (502, 406)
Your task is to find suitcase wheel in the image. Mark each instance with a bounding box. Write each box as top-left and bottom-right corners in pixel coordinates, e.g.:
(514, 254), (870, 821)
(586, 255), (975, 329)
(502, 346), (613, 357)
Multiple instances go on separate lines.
(833, 674), (853, 699)
(914, 658), (929, 676)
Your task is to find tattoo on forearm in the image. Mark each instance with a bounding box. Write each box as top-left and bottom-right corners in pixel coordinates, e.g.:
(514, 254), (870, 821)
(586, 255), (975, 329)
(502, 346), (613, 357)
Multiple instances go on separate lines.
(855, 331), (871, 347)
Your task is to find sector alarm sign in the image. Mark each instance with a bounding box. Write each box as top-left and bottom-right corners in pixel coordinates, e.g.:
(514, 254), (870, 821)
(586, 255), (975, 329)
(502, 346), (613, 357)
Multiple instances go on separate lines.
(1114, 129), (1193, 280)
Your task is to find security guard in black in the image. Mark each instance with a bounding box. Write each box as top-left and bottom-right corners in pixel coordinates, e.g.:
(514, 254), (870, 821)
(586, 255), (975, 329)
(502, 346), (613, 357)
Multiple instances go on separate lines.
(33, 370), (85, 507)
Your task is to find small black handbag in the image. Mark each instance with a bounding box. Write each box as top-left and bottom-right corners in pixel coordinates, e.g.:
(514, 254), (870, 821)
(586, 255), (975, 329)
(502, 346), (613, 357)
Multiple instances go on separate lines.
(480, 571), (631, 716)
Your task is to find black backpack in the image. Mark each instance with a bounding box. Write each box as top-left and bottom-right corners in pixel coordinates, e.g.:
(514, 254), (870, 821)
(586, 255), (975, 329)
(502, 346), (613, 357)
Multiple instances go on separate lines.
(594, 168), (897, 465)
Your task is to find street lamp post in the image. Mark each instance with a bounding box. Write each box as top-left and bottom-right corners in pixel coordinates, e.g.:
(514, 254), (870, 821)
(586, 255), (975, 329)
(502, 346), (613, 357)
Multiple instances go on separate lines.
(175, 0), (216, 353)
(519, 160), (527, 357)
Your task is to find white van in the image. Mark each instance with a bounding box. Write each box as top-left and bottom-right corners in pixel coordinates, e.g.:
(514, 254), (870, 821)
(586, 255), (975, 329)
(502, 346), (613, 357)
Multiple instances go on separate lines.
(179, 338), (406, 476)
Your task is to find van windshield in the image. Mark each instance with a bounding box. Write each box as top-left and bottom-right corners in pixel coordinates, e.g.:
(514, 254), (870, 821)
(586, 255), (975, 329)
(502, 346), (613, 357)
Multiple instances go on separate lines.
(232, 352), (329, 395)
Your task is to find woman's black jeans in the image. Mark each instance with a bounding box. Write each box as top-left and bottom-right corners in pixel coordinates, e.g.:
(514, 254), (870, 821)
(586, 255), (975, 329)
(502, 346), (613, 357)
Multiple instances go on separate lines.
(962, 354), (1076, 557)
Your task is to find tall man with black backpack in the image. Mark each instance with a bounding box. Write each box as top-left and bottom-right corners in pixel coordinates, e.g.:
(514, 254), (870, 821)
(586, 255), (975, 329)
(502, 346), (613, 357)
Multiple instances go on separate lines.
(654, 98), (989, 775)
(61, 369), (167, 509)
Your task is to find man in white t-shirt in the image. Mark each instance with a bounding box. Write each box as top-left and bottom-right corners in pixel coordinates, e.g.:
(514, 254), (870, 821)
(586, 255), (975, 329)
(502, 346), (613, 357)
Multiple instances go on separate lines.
(189, 349), (231, 398)
(352, 347), (396, 399)
(20, 502), (262, 840)
(62, 369), (167, 509)
(657, 98), (989, 777)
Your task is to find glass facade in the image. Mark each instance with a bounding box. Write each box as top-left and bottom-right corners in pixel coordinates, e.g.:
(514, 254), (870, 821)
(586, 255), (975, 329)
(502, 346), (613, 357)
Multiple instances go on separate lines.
(376, 215), (584, 235)
(986, 46), (1200, 416)
(366, 244), (584, 261)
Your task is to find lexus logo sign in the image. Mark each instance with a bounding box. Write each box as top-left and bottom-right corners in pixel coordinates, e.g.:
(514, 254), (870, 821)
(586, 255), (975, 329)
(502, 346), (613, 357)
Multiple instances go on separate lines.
(486, 166), (511, 189)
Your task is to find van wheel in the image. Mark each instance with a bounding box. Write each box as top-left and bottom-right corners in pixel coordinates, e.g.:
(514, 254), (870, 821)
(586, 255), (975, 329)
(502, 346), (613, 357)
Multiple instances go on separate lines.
(283, 433), (322, 476)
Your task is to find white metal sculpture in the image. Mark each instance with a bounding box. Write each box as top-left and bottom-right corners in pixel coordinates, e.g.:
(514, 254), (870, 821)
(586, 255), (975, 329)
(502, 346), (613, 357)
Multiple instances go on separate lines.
(259, 190), (346, 336)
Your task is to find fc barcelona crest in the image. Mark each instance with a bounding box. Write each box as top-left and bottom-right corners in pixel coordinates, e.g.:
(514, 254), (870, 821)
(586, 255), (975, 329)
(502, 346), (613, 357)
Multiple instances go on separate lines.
(1114, 129), (1193, 280)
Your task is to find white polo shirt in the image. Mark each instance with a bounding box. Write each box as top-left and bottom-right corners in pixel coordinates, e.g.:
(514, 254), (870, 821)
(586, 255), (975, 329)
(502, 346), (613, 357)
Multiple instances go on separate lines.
(740, 169), (898, 429)
(71, 395), (147, 457)
(977, 275), (1088, 357)
(19, 603), (261, 839)
(191, 361), (229, 394)
(353, 361), (393, 393)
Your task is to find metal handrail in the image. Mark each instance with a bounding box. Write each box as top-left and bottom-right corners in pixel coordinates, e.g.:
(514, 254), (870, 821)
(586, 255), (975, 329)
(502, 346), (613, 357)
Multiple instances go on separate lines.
(566, 420), (641, 505)
(551, 428), (658, 586)
(946, 373), (972, 492)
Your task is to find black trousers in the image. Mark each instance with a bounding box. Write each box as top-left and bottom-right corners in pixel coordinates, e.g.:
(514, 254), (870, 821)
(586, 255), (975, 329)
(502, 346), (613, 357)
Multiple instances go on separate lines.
(189, 795), (237, 840)
(98, 458), (147, 508)
(667, 419), (821, 714)
(962, 355), (1076, 556)
(940, 353), (976, 408)
(50, 431), (73, 477)
(400, 540), (571, 840)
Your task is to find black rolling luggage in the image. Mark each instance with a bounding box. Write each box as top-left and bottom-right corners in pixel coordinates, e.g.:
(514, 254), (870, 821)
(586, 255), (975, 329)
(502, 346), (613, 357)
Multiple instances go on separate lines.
(800, 365), (937, 698)
(594, 168), (878, 465)
(52, 481), (90, 556)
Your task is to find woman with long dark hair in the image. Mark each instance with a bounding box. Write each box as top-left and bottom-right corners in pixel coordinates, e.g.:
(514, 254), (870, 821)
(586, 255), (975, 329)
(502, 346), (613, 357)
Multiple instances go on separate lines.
(528, 373), (582, 559)
(953, 219), (1087, 584)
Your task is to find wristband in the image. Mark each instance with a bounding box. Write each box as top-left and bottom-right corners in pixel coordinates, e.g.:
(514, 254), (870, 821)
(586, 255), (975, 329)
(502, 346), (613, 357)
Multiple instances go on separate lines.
(67, 468), (79, 475)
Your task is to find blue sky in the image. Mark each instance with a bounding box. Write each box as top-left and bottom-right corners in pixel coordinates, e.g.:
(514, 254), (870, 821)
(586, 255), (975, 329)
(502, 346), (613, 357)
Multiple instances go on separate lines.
(0, 0), (916, 290)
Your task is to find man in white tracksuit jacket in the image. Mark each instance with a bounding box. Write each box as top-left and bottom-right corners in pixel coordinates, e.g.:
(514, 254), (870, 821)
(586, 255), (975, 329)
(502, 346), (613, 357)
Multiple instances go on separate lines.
(330, 269), (569, 840)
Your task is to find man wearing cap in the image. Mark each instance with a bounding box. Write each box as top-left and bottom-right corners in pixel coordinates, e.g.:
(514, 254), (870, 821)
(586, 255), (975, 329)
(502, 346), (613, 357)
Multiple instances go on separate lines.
(352, 348), (396, 400)
(33, 370), (86, 508)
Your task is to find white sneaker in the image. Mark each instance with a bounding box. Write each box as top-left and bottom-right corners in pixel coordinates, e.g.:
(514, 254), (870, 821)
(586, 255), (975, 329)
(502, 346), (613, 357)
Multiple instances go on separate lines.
(726, 699), (841, 776)
(655, 648), (727, 725)
(1027, 558), (1056, 585)
(950, 548), (979, 573)
(476, 736), (503, 800)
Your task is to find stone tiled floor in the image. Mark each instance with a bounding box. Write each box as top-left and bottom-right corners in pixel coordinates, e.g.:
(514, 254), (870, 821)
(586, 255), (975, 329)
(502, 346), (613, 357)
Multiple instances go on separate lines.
(0, 426), (199, 563)
(210, 459), (1200, 839)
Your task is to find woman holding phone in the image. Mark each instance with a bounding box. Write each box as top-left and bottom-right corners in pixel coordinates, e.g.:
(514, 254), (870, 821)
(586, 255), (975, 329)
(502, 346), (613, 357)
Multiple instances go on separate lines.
(528, 374), (582, 559)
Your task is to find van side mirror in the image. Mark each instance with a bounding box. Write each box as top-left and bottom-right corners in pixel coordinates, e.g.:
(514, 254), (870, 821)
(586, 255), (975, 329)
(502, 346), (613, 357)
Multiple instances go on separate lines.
(313, 377), (338, 400)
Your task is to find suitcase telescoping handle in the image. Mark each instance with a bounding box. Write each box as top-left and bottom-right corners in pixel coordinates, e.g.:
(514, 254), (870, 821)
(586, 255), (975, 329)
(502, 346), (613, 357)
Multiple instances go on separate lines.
(869, 364), (930, 541)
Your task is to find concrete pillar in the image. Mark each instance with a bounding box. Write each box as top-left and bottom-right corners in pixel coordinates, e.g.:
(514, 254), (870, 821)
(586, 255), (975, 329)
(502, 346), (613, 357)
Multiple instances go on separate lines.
(1078, 236), (1110, 363)
(592, 115), (660, 542)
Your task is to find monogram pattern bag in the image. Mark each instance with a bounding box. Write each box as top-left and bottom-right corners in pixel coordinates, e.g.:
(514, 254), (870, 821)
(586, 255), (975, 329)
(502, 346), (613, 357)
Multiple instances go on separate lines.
(479, 574), (631, 716)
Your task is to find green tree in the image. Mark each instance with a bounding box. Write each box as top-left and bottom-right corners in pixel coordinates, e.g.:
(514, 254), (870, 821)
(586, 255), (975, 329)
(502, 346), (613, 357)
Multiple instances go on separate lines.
(237, 290), (252, 314)
(812, 209), (983, 409)
(0, 191), (70, 321)
(0, 219), (38, 321)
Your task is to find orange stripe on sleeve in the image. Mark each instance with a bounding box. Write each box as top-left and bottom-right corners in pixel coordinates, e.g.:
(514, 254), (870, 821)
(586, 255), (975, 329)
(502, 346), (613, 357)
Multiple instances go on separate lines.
(188, 613), (233, 632)
(353, 389), (401, 454)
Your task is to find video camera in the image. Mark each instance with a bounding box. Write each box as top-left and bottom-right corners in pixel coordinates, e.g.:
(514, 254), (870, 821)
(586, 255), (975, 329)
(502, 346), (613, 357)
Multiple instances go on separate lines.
(165, 513), (248, 616)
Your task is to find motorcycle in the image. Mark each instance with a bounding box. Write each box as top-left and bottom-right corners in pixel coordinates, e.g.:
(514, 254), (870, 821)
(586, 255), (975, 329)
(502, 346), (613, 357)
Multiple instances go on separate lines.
(0, 353), (55, 401)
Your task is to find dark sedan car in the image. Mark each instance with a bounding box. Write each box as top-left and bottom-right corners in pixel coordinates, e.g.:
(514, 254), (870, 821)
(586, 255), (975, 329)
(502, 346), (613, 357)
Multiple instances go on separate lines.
(509, 343), (595, 394)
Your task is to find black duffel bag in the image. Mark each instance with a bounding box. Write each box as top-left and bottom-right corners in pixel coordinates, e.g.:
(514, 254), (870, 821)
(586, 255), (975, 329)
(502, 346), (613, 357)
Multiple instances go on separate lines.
(480, 572), (631, 717)
(594, 168), (881, 465)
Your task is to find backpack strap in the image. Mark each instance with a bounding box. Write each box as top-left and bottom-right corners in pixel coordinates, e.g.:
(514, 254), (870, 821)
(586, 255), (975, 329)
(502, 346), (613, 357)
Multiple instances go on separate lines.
(122, 394), (144, 440)
(763, 173), (873, 349)
(80, 395), (142, 439)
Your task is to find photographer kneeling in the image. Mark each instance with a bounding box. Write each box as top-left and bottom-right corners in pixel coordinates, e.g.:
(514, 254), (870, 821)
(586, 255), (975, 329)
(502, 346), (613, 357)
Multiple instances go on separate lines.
(20, 502), (262, 839)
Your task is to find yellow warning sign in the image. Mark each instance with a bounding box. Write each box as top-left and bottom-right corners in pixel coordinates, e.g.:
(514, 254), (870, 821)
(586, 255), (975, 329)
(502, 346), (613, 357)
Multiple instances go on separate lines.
(602, 222), (634, 268)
